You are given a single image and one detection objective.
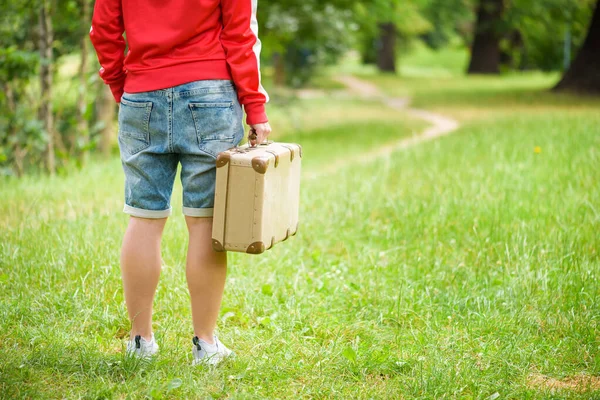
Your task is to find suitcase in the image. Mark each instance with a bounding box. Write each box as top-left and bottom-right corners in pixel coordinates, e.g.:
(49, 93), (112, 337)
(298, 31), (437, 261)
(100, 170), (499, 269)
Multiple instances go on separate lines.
(211, 142), (302, 254)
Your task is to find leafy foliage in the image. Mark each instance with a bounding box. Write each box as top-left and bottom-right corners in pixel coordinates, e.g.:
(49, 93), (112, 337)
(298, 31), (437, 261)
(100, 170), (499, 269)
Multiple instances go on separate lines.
(0, 0), (98, 176)
(354, 0), (431, 63)
(419, 0), (476, 49)
(0, 45), (43, 176)
(505, 0), (597, 71)
(261, 0), (357, 86)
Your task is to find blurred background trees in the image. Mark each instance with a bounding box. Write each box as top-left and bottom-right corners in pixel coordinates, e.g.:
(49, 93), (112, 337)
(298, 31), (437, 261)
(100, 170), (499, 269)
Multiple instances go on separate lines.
(354, 0), (430, 72)
(1, 0), (108, 176)
(0, 0), (598, 176)
(467, 0), (504, 74)
(555, 0), (600, 92)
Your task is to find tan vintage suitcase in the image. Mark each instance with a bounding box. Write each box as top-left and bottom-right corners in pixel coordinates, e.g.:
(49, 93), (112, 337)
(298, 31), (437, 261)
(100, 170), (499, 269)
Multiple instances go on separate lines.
(211, 142), (302, 254)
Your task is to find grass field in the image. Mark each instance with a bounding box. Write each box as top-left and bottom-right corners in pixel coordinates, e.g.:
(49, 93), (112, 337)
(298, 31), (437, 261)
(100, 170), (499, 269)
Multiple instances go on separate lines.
(1, 69), (599, 398)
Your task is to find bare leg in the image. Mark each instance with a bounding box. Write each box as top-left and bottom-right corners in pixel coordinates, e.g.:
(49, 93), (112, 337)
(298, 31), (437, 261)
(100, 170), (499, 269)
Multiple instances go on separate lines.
(120, 216), (167, 341)
(185, 216), (227, 344)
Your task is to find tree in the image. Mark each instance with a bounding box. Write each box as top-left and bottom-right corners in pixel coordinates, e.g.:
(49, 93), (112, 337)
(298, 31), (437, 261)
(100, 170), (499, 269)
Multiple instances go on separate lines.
(0, 47), (43, 177)
(1, 0), (108, 175)
(76, 0), (91, 162)
(0, 1), (45, 177)
(421, 0), (475, 49)
(505, 0), (595, 71)
(39, 0), (56, 174)
(355, 0), (429, 73)
(377, 22), (397, 72)
(467, 0), (505, 74)
(260, 0), (357, 86)
(555, 0), (600, 93)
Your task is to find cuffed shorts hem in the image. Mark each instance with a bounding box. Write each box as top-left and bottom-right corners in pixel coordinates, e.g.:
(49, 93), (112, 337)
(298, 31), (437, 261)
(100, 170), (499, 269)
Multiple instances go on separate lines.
(183, 207), (214, 217)
(123, 204), (172, 219)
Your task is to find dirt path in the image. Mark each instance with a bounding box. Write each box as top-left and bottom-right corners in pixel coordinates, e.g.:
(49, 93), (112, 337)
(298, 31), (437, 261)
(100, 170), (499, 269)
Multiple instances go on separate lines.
(305, 75), (460, 179)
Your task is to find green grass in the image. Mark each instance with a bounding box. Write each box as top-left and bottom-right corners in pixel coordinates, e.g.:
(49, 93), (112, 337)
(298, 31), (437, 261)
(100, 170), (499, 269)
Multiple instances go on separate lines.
(267, 96), (423, 139)
(330, 42), (469, 79)
(398, 42), (470, 78)
(1, 71), (600, 398)
(361, 72), (600, 122)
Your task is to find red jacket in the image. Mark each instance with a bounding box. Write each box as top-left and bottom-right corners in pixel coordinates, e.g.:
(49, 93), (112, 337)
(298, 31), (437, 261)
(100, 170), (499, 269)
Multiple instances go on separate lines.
(90, 0), (269, 125)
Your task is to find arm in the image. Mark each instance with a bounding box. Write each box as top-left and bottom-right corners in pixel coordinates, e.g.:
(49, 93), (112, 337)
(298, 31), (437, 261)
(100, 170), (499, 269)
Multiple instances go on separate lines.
(220, 0), (269, 125)
(89, 0), (126, 103)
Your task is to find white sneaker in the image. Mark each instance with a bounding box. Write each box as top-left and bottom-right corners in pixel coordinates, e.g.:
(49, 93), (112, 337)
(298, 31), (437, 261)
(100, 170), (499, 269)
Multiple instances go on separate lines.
(126, 334), (159, 359)
(192, 336), (233, 366)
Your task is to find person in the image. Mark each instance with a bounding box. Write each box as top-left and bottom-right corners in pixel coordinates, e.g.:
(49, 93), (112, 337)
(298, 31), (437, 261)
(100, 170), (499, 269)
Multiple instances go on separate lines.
(90, 0), (271, 366)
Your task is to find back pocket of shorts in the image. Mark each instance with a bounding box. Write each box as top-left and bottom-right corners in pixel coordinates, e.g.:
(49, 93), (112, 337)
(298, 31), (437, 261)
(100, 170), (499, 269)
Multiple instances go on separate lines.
(118, 98), (152, 155)
(189, 102), (235, 144)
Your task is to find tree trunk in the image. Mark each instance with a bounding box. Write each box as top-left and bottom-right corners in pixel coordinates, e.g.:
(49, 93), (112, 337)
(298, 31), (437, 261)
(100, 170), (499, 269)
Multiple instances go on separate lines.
(554, 0), (600, 93)
(98, 84), (116, 156)
(377, 23), (396, 73)
(467, 0), (505, 74)
(5, 85), (25, 177)
(39, 0), (55, 174)
(76, 0), (91, 162)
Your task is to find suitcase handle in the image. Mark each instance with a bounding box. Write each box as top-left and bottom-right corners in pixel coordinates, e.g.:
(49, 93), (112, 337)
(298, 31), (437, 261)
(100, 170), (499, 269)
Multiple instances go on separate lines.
(248, 129), (272, 147)
(248, 130), (257, 142)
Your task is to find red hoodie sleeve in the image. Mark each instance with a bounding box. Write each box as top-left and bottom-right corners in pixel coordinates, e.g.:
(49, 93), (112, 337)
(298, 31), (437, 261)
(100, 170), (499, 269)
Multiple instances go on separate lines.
(89, 0), (126, 103)
(220, 0), (269, 125)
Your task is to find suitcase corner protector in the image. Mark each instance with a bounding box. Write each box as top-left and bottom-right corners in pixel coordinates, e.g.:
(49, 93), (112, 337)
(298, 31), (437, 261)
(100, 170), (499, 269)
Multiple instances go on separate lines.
(212, 239), (226, 252)
(252, 157), (269, 174)
(216, 152), (231, 168)
(246, 241), (266, 254)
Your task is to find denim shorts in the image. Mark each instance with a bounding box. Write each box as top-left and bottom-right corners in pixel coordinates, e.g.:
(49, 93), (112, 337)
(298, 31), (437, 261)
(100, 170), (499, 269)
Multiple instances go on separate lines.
(118, 80), (244, 218)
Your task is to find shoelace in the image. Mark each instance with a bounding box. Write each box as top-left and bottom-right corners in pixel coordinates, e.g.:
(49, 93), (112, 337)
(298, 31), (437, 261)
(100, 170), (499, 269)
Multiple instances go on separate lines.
(192, 336), (202, 352)
(193, 336), (219, 353)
